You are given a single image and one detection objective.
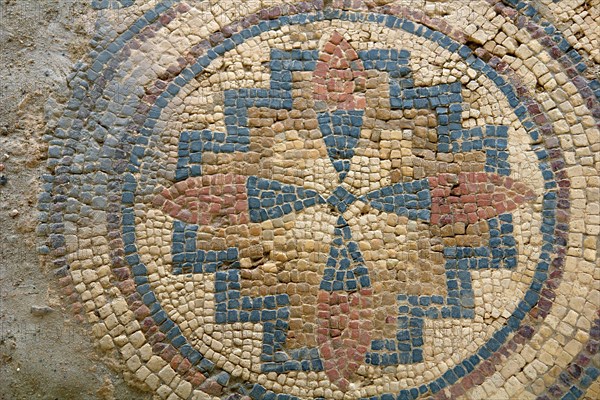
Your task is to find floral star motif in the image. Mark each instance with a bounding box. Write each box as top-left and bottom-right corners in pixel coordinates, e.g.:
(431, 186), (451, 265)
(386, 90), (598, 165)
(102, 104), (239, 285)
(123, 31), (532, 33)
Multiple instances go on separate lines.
(152, 31), (536, 390)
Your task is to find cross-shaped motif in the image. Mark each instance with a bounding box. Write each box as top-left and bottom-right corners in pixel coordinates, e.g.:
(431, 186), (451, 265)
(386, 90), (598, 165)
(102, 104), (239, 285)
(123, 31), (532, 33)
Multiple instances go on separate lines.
(152, 31), (535, 389)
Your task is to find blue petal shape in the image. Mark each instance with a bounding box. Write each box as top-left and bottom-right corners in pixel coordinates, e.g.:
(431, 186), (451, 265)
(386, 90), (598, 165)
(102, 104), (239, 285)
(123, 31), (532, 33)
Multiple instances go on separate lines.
(317, 110), (364, 181)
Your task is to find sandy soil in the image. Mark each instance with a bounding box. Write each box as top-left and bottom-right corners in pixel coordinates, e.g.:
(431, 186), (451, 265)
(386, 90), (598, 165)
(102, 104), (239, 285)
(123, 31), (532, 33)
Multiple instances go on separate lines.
(0, 1), (149, 399)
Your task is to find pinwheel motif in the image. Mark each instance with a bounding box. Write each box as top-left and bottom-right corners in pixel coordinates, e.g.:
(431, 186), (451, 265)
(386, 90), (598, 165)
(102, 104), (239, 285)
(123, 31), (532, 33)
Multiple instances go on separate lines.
(151, 31), (535, 389)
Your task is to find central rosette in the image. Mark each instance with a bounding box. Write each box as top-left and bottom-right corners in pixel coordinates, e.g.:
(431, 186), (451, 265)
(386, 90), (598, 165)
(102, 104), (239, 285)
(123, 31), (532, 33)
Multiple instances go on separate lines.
(151, 29), (535, 393)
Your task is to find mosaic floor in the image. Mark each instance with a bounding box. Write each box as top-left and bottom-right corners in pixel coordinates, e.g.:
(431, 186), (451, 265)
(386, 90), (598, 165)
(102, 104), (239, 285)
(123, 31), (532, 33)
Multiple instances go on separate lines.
(41, 1), (599, 399)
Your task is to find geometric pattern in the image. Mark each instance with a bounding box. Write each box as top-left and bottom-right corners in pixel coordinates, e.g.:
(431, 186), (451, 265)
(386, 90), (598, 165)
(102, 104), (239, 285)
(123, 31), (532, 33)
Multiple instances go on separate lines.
(165, 38), (533, 373)
(35, 0), (600, 397)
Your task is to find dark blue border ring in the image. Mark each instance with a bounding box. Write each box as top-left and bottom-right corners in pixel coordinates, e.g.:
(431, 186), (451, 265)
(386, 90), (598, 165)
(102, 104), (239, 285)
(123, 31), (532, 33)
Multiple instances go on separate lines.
(121, 10), (559, 400)
(92, 0), (136, 10)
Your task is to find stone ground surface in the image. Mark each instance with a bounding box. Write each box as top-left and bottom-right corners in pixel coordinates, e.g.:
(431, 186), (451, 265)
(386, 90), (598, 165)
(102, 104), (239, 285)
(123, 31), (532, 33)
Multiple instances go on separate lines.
(0, 1), (599, 400)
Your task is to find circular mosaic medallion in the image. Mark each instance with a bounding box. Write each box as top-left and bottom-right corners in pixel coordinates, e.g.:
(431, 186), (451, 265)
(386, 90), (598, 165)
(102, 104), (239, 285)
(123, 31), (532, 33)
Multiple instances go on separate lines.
(41, 2), (599, 399)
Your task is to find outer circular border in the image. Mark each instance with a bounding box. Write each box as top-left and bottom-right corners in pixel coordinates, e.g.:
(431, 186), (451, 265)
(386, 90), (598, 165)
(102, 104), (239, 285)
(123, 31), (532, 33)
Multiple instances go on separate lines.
(122, 10), (561, 400)
(39, 1), (600, 398)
